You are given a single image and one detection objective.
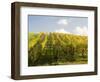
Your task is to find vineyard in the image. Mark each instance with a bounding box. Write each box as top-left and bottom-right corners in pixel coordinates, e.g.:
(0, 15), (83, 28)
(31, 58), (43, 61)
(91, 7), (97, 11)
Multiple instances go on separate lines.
(28, 32), (88, 66)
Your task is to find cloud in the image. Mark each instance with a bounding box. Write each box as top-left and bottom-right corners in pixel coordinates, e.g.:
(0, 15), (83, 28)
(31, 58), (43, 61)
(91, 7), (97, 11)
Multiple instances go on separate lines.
(57, 19), (68, 25)
(55, 28), (70, 34)
(75, 26), (88, 36)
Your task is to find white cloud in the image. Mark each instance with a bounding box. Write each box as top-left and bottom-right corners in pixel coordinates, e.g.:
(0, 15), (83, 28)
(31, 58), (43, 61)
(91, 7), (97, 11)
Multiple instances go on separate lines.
(75, 26), (88, 36)
(55, 28), (70, 34)
(57, 19), (68, 25)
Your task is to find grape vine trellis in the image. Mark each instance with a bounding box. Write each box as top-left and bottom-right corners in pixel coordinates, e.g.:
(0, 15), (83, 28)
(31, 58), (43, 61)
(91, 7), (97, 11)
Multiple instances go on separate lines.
(28, 32), (88, 66)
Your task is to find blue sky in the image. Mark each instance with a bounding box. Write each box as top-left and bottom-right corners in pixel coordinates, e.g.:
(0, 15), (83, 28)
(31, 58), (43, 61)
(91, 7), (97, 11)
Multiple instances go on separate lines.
(28, 15), (88, 35)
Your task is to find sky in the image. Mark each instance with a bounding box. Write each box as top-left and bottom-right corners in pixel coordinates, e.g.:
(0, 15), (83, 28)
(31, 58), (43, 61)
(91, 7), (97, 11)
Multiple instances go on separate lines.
(28, 15), (88, 36)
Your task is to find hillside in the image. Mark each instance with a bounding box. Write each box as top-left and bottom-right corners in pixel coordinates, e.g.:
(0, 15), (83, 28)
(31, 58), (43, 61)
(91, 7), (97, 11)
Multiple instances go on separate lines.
(28, 32), (88, 66)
